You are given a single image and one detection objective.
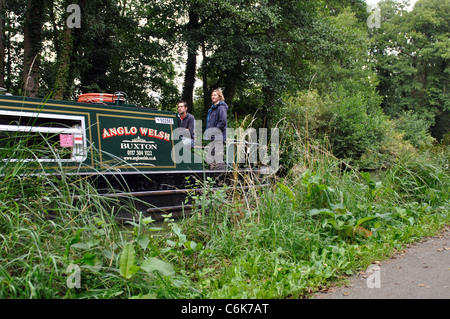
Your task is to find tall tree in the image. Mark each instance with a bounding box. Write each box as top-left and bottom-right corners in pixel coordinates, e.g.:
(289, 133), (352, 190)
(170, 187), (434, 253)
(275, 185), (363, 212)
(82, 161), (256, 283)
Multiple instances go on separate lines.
(22, 0), (47, 97)
(199, 0), (362, 124)
(1, 0), (26, 94)
(34, 0), (178, 107)
(371, 0), (449, 140)
(181, 9), (200, 109)
(0, 0), (5, 88)
(107, 0), (178, 107)
(74, 0), (117, 93)
(144, 0), (372, 121)
(145, 0), (219, 111)
(51, 0), (76, 100)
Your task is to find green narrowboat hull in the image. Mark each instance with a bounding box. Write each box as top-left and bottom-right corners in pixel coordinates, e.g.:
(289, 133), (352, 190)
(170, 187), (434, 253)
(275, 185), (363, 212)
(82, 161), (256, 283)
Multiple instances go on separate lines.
(0, 94), (203, 174)
(0, 94), (265, 220)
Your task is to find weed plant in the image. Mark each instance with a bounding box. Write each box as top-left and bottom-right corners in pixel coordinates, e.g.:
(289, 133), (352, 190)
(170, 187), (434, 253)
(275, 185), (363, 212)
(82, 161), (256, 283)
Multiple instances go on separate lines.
(180, 129), (449, 298)
(0, 137), (199, 299)
(0, 123), (448, 299)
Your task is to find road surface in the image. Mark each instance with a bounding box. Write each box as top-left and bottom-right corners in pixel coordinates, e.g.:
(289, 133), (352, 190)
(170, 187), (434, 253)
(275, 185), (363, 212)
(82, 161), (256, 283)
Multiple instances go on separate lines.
(313, 227), (450, 299)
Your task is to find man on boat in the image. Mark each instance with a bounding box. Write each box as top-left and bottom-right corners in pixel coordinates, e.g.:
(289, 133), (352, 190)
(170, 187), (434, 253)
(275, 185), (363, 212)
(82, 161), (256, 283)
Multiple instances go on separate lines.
(177, 100), (195, 148)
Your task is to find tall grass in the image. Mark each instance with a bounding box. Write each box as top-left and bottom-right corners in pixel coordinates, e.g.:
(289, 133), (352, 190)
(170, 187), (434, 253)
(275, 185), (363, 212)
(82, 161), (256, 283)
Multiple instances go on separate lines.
(0, 122), (448, 299)
(0, 136), (199, 299)
(179, 126), (449, 298)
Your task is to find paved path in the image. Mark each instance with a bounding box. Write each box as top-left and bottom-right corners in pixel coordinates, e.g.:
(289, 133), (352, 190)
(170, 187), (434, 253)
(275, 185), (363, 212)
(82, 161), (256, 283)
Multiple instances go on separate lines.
(313, 227), (450, 299)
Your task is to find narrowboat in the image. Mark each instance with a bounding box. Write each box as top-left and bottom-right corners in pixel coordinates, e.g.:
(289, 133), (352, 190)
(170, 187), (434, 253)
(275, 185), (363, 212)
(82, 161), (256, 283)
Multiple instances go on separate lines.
(0, 90), (264, 220)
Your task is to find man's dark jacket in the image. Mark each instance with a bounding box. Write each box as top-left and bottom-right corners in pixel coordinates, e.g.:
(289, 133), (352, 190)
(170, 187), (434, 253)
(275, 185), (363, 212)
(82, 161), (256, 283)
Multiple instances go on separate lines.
(177, 112), (195, 140)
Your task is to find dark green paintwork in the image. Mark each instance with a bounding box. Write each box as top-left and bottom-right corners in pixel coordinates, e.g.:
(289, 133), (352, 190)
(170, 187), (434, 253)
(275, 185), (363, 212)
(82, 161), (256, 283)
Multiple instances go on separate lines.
(0, 94), (203, 173)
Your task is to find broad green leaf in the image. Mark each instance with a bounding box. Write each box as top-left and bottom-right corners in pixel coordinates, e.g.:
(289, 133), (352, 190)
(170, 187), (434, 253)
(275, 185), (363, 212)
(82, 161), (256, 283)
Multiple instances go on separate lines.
(142, 217), (155, 225)
(119, 243), (140, 279)
(276, 182), (297, 206)
(171, 223), (187, 243)
(355, 216), (377, 228)
(140, 257), (175, 277)
(137, 235), (150, 251)
(70, 239), (99, 250)
(76, 253), (101, 266)
(308, 208), (334, 217)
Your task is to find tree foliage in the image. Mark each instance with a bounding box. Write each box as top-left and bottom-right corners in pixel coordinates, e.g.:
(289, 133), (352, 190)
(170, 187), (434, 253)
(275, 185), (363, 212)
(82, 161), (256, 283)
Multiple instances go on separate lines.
(370, 0), (449, 141)
(0, 0), (447, 155)
(1, 0), (179, 106)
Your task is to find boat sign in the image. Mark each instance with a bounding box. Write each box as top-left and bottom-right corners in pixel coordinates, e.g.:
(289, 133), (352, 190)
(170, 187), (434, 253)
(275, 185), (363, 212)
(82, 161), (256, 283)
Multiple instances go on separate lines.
(155, 117), (174, 125)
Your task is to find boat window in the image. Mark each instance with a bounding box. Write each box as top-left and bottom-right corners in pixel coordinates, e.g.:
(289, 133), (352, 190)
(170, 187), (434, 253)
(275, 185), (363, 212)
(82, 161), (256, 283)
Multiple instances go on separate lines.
(0, 110), (87, 163)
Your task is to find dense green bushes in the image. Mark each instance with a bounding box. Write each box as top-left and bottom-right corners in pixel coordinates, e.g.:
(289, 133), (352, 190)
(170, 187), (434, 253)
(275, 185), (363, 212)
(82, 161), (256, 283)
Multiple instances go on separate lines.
(277, 87), (438, 172)
(0, 107), (448, 299)
(278, 89), (388, 162)
(181, 141), (449, 298)
(176, 88), (449, 297)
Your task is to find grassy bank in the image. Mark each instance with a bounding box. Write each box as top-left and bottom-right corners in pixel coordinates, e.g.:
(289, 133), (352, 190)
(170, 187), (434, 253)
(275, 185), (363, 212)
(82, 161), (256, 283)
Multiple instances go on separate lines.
(180, 145), (449, 298)
(0, 141), (448, 299)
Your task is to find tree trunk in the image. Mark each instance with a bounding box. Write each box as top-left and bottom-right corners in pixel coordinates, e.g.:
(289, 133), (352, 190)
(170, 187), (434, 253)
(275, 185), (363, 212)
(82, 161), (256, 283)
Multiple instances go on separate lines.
(223, 74), (237, 108)
(181, 10), (199, 112)
(0, 0), (5, 88)
(5, 16), (11, 90)
(182, 44), (197, 110)
(202, 42), (210, 112)
(22, 0), (46, 97)
(53, 26), (73, 100)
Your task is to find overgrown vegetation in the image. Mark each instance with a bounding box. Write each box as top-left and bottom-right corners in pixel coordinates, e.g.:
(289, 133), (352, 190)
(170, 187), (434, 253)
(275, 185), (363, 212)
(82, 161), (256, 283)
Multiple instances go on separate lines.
(0, 120), (448, 298)
(179, 134), (449, 298)
(0, 0), (449, 299)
